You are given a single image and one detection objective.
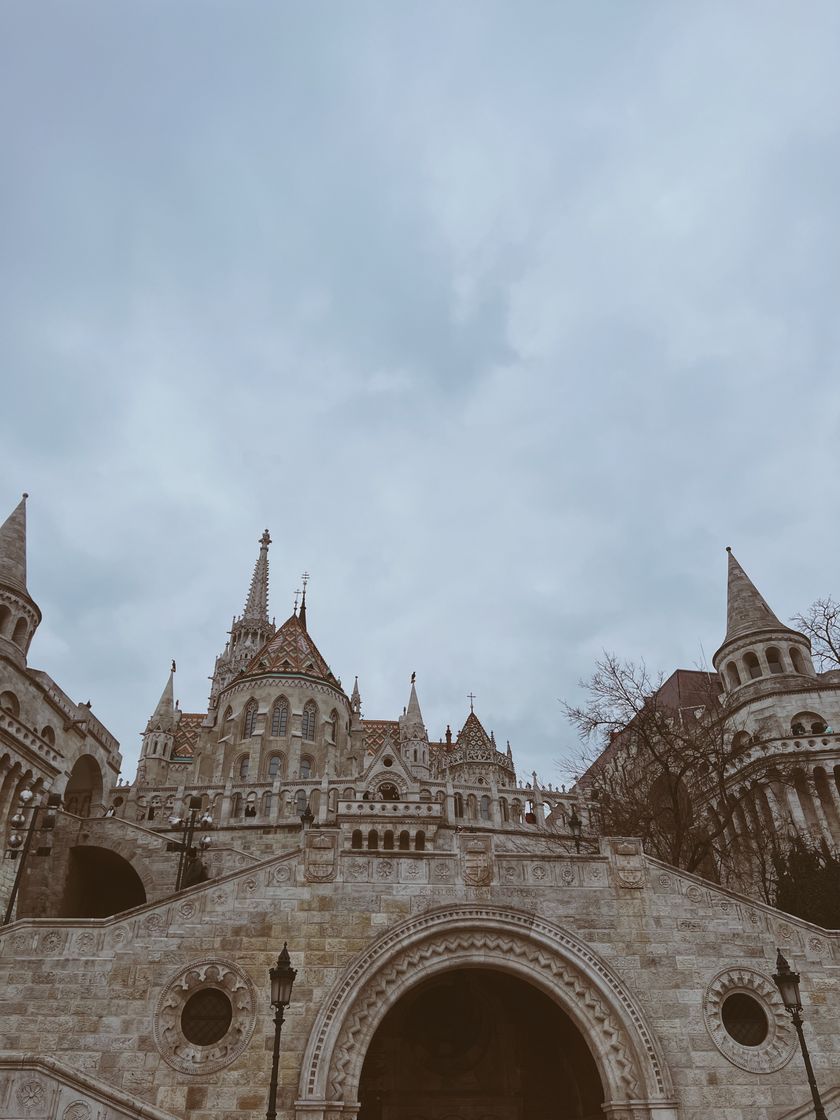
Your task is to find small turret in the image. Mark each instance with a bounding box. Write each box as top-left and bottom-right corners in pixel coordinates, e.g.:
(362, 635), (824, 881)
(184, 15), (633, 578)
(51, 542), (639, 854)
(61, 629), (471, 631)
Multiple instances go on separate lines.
(713, 548), (816, 701)
(138, 663), (180, 783)
(0, 493), (41, 667)
(399, 674), (430, 778)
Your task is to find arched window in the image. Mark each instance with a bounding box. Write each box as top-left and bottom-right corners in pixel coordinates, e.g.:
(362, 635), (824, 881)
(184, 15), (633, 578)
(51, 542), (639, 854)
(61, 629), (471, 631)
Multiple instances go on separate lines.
(480, 795), (491, 820)
(420, 788), (431, 801)
(368, 829), (379, 850)
(383, 830), (394, 850)
(294, 790), (308, 814)
(791, 711), (825, 738)
(415, 830), (425, 851)
(398, 830), (410, 850)
(0, 690), (20, 717)
(725, 661), (741, 689)
(12, 617), (27, 648)
(243, 699), (258, 737)
(500, 797), (509, 822)
(41, 725), (55, 746)
(302, 701), (317, 741)
(790, 646), (807, 675)
(743, 652), (762, 680)
(268, 754), (284, 780)
(300, 757), (312, 780)
(454, 793), (464, 818)
(271, 699), (289, 737)
(351, 829), (363, 849)
(238, 755), (249, 780)
(467, 794), (477, 819)
(0, 604), (10, 634)
(329, 709), (339, 744)
(766, 647), (783, 674)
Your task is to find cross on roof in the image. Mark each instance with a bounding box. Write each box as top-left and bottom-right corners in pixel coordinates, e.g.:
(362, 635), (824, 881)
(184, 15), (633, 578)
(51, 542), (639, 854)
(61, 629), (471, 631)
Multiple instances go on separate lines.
(467, 692), (476, 713)
(301, 571), (310, 592)
(293, 588), (301, 612)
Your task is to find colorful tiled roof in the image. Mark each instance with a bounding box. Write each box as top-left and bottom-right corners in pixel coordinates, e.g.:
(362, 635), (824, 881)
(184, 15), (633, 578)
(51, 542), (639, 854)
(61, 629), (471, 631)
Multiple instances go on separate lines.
(362, 719), (400, 753)
(172, 712), (203, 759)
(246, 612), (338, 685)
(456, 711), (493, 750)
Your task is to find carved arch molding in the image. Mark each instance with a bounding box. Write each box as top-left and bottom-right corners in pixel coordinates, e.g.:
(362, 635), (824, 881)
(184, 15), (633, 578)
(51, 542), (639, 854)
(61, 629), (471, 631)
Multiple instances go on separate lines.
(297, 904), (679, 1120)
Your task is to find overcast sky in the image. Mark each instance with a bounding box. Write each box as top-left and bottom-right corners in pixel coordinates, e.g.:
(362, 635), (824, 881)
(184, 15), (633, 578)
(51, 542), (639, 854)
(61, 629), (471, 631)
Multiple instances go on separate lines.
(3, 2), (840, 783)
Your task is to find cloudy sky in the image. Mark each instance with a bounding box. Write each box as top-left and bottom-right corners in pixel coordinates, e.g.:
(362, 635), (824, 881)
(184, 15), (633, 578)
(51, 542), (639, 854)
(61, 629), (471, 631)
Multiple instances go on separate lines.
(3, 2), (840, 783)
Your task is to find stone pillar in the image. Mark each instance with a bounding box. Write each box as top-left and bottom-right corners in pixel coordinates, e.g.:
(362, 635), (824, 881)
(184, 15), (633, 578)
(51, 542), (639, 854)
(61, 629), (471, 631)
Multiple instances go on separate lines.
(806, 772), (835, 846)
(783, 783), (811, 836)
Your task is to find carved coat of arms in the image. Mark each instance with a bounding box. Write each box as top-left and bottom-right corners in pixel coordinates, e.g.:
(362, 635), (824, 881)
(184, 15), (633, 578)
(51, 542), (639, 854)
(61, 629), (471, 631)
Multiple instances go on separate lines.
(461, 837), (493, 886)
(305, 833), (338, 882)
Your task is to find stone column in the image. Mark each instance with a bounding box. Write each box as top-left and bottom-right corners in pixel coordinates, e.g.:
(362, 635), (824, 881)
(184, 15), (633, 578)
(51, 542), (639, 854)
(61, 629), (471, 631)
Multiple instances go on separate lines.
(806, 771), (836, 846)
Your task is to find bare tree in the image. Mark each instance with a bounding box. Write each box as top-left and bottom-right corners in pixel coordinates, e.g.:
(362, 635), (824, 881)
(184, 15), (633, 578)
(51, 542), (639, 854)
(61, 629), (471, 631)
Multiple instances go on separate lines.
(790, 597), (840, 671)
(561, 653), (781, 882)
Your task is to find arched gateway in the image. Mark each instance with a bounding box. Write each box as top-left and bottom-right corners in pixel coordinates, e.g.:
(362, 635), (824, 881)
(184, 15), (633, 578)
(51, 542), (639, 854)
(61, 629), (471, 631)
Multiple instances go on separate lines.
(297, 906), (679, 1120)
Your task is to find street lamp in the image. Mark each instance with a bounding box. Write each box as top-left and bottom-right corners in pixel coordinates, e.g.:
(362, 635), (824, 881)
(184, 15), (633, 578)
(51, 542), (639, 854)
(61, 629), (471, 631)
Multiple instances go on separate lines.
(569, 807), (582, 854)
(3, 789), (62, 925)
(167, 795), (213, 892)
(266, 942), (297, 1120)
(773, 950), (828, 1120)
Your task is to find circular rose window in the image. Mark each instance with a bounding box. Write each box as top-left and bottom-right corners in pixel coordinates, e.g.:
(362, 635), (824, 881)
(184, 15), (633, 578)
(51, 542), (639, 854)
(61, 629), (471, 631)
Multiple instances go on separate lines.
(704, 967), (795, 1073)
(721, 992), (768, 1047)
(181, 988), (233, 1046)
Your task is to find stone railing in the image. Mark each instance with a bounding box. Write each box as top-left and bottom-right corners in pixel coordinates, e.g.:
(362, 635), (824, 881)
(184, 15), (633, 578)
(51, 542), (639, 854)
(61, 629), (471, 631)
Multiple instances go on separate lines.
(338, 800), (441, 818)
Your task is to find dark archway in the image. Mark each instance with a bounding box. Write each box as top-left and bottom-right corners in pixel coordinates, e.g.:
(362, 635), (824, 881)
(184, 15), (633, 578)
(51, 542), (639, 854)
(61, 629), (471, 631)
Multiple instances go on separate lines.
(61, 845), (146, 917)
(358, 968), (604, 1120)
(64, 754), (104, 818)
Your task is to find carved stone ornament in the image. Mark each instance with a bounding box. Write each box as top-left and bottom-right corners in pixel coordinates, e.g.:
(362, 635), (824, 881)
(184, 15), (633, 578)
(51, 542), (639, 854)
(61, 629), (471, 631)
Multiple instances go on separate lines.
(62, 1103), (92, 1120)
(16, 1078), (45, 1110)
(461, 837), (493, 886)
(306, 832), (338, 882)
(154, 958), (258, 1075)
(703, 966), (796, 1073)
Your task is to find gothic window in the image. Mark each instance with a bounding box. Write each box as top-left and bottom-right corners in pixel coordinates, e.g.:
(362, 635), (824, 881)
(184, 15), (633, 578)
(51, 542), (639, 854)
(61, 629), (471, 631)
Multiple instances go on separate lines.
(271, 699), (289, 737)
(480, 795), (491, 820)
(295, 790), (308, 814)
(238, 756), (249, 780)
(244, 795), (257, 818)
(268, 754), (284, 780)
(500, 797), (509, 822)
(454, 793), (464, 818)
(329, 709), (338, 744)
(243, 700), (258, 737)
(302, 701), (317, 741)
(743, 652), (762, 680)
(300, 757), (312, 780)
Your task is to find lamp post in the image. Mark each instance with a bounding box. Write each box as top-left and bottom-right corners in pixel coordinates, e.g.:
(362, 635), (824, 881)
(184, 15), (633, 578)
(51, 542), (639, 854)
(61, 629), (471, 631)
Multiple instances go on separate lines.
(3, 789), (62, 925)
(266, 942), (297, 1120)
(167, 795), (212, 892)
(569, 807), (582, 854)
(773, 950), (828, 1120)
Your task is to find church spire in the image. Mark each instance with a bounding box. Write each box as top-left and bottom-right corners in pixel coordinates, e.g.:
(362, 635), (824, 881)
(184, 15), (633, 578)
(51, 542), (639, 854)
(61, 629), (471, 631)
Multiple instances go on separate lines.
(146, 663), (176, 732)
(723, 546), (785, 642)
(242, 530), (271, 622)
(299, 571), (309, 631)
(0, 493), (29, 597)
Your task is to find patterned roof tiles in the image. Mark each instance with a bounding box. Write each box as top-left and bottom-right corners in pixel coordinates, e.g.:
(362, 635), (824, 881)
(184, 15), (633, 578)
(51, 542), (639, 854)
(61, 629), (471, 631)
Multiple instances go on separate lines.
(362, 719), (400, 753)
(245, 612), (338, 685)
(456, 711), (493, 750)
(172, 712), (203, 759)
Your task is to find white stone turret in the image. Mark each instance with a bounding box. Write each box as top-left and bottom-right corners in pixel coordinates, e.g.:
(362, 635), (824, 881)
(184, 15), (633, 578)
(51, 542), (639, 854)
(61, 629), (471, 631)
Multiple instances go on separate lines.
(399, 677), (431, 778)
(713, 548), (816, 705)
(138, 664), (179, 784)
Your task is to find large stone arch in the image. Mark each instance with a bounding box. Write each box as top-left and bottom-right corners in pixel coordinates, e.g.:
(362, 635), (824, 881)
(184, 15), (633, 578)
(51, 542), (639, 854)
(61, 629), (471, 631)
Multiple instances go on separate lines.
(297, 904), (678, 1120)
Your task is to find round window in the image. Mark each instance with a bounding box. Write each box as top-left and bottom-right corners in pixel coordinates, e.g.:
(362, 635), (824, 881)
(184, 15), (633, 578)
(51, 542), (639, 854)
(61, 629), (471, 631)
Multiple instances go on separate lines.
(181, 988), (233, 1046)
(721, 992), (768, 1047)
(383, 757), (393, 767)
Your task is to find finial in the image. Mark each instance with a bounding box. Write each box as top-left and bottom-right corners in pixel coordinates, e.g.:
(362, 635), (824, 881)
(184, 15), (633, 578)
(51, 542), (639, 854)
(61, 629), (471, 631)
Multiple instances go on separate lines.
(467, 691), (476, 713)
(299, 573), (309, 629)
(293, 588), (300, 613)
(260, 529), (271, 547)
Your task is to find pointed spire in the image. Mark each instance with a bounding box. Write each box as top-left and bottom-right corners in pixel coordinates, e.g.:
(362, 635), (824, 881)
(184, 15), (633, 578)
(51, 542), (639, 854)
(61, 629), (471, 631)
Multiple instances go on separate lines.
(723, 547), (786, 643)
(351, 675), (361, 715)
(147, 665), (176, 732)
(299, 571), (309, 631)
(0, 493), (29, 596)
(242, 530), (271, 622)
(406, 677), (423, 723)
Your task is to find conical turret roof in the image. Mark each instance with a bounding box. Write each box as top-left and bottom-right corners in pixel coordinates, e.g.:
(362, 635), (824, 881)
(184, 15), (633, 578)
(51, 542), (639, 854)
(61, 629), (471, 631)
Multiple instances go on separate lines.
(456, 710), (493, 750)
(146, 667), (176, 732)
(246, 612), (338, 685)
(722, 547), (791, 644)
(0, 494), (29, 597)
